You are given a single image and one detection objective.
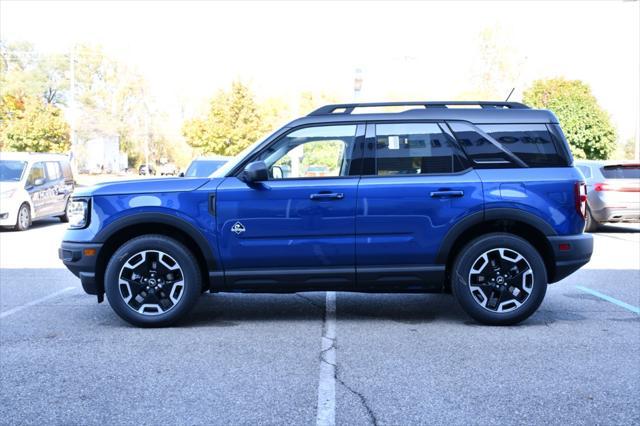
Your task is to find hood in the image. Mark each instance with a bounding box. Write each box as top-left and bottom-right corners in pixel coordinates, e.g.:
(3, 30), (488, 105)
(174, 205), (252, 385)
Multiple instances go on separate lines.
(73, 177), (212, 197)
(0, 181), (22, 195)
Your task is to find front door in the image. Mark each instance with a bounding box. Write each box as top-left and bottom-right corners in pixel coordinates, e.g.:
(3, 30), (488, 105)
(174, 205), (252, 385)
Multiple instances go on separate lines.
(25, 162), (51, 218)
(356, 122), (484, 290)
(216, 124), (364, 290)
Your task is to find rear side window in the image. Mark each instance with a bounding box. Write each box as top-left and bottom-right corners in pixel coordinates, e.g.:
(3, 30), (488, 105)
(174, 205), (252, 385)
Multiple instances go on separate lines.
(601, 165), (640, 179)
(478, 124), (567, 167)
(576, 165), (592, 179)
(374, 123), (467, 175)
(61, 161), (73, 180)
(45, 162), (61, 181)
(448, 122), (515, 168)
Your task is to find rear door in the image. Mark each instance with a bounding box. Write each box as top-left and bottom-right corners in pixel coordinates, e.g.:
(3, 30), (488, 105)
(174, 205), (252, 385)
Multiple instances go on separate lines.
(355, 122), (483, 290)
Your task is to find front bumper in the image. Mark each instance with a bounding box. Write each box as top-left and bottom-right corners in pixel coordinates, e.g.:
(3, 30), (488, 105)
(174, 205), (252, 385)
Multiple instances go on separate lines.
(0, 198), (20, 226)
(547, 233), (594, 283)
(59, 241), (103, 297)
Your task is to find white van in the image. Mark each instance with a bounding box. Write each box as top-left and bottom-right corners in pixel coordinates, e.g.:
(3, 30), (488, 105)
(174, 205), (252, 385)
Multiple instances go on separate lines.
(0, 152), (75, 231)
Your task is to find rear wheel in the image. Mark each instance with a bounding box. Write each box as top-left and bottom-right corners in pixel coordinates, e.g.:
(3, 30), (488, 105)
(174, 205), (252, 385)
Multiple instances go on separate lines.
(14, 203), (31, 231)
(584, 207), (599, 232)
(104, 235), (202, 327)
(58, 199), (70, 223)
(451, 233), (547, 325)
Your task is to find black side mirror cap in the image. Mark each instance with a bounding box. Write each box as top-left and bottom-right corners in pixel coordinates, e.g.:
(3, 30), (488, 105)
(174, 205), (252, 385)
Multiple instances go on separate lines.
(179, 172), (185, 177)
(240, 161), (269, 183)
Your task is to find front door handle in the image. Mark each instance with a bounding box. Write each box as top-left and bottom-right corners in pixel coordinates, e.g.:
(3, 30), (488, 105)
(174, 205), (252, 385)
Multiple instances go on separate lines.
(310, 192), (344, 201)
(430, 190), (464, 198)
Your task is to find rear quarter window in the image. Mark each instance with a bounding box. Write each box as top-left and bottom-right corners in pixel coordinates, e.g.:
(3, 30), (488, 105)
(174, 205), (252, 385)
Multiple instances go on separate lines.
(478, 124), (568, 167)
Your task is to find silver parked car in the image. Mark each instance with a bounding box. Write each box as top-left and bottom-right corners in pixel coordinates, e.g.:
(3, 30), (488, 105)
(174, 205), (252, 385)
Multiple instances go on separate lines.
(575, 160), (640, 231)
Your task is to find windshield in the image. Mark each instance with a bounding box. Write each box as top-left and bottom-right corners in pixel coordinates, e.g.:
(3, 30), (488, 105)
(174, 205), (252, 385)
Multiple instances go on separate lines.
(0, 160), (27, 182)
(185, 160), (228, 177)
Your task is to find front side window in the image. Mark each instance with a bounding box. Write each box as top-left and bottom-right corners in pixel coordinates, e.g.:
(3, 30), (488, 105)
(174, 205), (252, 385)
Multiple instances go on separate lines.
(255, 125), (358, 179)
(375, 123), (467, 175)
(27, 162), (46, 185)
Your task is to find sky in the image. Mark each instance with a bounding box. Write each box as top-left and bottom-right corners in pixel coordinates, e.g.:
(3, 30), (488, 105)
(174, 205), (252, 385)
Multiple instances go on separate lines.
(1, 0), (639, 141)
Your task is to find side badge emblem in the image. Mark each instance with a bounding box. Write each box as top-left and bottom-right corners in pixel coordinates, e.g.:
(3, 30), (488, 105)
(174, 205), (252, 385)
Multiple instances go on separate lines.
(231, 221), (246, 235)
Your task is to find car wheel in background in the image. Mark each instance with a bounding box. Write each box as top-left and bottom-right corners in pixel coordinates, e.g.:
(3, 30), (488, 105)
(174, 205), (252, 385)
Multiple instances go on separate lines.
(104, 234), (202, 327)
(451, 233), (547, 326)
(584, 207), (599, 232)
(58, 199), (70, 223)
(14, 203), (31, 231)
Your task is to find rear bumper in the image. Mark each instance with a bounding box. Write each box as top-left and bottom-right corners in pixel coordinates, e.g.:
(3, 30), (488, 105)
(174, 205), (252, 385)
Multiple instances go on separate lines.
(547, 233), (594, 283)
(59, 241), (103, 296)
(592, 206), (640, 223)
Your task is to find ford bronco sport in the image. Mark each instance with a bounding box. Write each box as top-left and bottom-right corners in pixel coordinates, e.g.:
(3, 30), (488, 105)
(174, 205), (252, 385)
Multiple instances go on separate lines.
(59, 101), (593, 327)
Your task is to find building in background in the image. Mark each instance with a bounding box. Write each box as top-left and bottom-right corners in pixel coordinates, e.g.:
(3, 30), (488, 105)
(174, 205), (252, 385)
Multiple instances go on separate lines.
(74, 136), (127, 174)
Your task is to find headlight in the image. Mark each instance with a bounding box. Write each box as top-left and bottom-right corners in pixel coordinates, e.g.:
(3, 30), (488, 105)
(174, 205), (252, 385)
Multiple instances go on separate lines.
(68, 199), (90, 229)
(0, 189), (16, 199)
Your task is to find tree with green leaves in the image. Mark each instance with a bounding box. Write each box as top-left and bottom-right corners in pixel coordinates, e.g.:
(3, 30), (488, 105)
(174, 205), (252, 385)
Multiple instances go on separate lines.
(0, 95), (70, 152)
(523, 78), (616, 160)
(182, 81), (274, 156)
(0, 42), (70, 152)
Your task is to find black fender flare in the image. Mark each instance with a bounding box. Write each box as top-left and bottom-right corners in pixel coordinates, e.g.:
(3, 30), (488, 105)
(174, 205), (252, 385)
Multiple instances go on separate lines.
(95, 212), (216, 271)
(435, 208), (557, 264)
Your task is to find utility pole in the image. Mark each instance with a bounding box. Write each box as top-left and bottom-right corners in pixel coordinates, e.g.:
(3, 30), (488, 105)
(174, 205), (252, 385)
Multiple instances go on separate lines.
(69, 46), (77, 166)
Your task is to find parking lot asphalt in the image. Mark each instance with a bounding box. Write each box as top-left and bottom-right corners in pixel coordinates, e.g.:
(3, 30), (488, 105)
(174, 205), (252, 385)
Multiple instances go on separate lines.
(1, 220), (639, 425)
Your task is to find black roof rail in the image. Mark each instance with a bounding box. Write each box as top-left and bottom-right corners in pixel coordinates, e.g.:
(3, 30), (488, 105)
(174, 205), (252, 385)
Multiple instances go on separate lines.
(308, 101), (530, 116)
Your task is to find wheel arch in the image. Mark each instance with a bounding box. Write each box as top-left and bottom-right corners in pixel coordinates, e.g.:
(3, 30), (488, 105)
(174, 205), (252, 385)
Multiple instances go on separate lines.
(94, 213), (217, 296)
(438, 209), (556, 290)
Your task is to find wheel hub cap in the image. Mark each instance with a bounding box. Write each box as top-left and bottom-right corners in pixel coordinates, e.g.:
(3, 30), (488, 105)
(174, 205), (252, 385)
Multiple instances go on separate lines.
(468, 248), (534, 313)
(118, 250), (185, 316)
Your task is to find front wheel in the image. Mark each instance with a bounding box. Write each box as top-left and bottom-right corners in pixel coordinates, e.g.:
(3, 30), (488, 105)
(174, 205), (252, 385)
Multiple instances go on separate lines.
(451, 233), (547, 325)
(104, 235), (202, 327)
(14, 203), (31, 231)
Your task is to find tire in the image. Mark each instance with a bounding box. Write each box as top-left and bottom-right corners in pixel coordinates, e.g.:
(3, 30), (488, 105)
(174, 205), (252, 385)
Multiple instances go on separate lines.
(14, 203), (31, 231)
(451, 233), (547, 326)
(104, 235), (202, 327)
(584, 207), (599, 232)
(58, 199), (70, 223)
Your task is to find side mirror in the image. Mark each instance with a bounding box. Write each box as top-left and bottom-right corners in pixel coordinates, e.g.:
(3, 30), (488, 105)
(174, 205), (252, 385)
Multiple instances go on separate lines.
(179, 172), (185, 177)
(34, 178), (45, 186)
(241, 161), (269, 183)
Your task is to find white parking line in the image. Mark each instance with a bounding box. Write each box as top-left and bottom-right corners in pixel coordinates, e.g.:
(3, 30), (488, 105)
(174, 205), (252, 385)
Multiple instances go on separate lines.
(316, 291), (336, 426)
(0, 287), (75, 319)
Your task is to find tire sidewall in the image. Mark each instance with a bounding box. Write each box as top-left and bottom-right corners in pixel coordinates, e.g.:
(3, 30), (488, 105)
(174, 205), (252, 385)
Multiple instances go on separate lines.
(105, 235), (201, 327)
(16, 204), (31, 231)
(452, 233), (547, 325)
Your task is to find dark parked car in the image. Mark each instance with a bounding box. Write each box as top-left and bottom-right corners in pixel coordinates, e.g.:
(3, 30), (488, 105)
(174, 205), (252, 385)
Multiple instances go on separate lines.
(60, 101), (593, 327)
(575, 160), (640, 231)
(138, 164), (155, 175)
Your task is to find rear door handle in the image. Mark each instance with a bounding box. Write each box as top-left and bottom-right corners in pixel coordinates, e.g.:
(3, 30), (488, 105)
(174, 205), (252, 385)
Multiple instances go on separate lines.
(310, 192), (344, 201)
(430, 190), (464, 198)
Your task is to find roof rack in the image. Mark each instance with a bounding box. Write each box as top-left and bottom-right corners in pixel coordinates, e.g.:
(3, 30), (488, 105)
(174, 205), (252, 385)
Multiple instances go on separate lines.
(308, 101), (530, 116)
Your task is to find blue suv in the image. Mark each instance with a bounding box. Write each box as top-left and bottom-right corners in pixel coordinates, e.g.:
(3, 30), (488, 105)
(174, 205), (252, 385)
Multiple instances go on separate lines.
(59, 101), (593, 327)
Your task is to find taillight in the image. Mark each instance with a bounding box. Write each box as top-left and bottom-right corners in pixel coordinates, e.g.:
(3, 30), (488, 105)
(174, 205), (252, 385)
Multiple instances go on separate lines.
(594, 182), (640, 192)
(575, 181), (587, 219)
